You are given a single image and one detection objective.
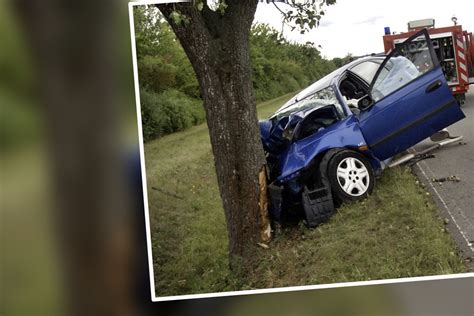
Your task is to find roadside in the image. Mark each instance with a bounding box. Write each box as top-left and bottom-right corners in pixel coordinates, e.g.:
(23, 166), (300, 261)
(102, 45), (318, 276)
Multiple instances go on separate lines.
(146, 92), (466, 297)
(412, 90), (474, 270)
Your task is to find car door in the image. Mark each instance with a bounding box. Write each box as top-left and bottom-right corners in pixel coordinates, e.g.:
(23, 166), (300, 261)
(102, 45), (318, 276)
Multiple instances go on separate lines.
(358, 29), (465, 160)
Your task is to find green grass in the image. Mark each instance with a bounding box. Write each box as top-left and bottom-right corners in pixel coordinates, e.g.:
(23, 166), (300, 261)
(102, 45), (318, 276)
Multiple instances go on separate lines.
(144, 92), (465, 297)
(249, 167), (464, 288)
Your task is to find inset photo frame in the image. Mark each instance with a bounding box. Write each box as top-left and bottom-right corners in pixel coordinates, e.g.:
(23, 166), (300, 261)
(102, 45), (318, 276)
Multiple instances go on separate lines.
(129, 0), (474, 302)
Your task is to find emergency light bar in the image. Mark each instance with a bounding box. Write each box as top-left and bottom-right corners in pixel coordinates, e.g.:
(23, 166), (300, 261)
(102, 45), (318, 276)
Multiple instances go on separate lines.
(408, 18), (435, 31)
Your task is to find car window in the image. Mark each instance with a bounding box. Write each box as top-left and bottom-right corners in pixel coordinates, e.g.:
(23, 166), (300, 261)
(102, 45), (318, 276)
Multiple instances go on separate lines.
(349, 60), (382, 83)
(276, 86), (344, 119)
(371, 36), (434, 102)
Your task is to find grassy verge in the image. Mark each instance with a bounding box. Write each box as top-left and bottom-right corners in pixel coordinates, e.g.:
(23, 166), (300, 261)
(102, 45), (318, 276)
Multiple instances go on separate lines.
(144, 92), (465, 297)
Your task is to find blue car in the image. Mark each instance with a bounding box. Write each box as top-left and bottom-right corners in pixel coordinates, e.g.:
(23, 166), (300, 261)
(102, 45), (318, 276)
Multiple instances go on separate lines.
(260, 29), (465, 227)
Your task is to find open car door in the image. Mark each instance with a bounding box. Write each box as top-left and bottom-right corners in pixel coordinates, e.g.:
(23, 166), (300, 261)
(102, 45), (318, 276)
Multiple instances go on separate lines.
(358, 29), (465, 160)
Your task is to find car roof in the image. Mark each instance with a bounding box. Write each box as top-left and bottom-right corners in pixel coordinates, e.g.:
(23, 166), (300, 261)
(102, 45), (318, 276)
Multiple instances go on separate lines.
(273, 55), (386, 117)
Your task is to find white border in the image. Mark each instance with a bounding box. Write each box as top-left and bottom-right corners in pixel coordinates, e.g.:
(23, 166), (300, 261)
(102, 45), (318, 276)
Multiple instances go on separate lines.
(128, 1), (155, 301)
(154, 273), (474, 302)
(128, 0), (191, 302)
(128, 1), (474, 303)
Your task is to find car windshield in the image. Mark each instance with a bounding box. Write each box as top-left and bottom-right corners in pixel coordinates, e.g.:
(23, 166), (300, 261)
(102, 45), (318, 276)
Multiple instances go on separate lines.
(275, 86), (340, 119)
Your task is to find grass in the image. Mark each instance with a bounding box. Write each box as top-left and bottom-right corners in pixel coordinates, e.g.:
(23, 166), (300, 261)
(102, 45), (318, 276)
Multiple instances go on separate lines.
(144, 92), (466, 297)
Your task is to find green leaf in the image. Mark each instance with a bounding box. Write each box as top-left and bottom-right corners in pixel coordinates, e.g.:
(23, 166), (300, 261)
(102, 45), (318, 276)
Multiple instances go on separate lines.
(218, 1), (228, 14)
(196, 2), (204, 11)
(169, 11), (182, 25)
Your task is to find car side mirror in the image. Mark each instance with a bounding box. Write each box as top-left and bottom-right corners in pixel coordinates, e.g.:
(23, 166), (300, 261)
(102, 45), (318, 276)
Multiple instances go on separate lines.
(358, 95), (373, 111)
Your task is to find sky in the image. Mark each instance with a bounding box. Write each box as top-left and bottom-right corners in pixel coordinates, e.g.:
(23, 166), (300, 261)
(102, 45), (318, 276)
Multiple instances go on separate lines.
(254, 0), (474, 59)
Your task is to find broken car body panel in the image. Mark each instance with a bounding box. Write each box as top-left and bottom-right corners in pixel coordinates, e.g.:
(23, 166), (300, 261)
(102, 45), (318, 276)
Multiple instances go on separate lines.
(259, 29), (465, 225)
(277, 115), (369, 182)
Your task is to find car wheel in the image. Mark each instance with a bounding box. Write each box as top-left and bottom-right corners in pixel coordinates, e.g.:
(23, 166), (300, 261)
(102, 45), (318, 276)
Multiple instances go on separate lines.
(327, 150), (374, 203)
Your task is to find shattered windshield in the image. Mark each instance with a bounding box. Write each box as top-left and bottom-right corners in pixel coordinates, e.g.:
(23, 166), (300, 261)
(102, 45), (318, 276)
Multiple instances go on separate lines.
(275, 86), (340, 119)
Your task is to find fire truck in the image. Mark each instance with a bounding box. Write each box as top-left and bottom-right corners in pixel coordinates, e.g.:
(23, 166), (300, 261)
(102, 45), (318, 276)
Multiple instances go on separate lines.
(382, 18), (474, 104)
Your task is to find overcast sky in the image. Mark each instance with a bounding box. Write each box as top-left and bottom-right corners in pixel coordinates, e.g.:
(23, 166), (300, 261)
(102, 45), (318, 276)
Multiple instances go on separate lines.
(254, 0), (474, 59)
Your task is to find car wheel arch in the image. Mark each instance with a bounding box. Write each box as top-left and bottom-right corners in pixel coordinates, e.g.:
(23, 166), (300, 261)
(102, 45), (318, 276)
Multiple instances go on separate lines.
(299, 147), (374, 186)
(298, 147), (346, 184)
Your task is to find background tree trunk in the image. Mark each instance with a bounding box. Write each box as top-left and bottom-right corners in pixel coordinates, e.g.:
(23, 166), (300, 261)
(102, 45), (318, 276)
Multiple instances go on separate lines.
(157, 1), (271, 272)
(13, 1), (136, 315)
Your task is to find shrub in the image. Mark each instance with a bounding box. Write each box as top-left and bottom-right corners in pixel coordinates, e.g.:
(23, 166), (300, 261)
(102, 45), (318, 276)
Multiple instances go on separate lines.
(138, 56), (177, 92)
(140, 88), (205, 142)
(134, 10), (338, 139)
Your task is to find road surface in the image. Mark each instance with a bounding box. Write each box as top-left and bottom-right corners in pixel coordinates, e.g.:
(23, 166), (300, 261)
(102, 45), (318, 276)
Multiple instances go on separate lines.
(412, 89), (474, 268)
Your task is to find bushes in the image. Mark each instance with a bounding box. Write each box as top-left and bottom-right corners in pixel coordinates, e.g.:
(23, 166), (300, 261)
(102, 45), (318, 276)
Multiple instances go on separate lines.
(250, 24), (336, 102)
(135, 7), (206, 142)
(134, 7), (337, 142)
(138, 56), (177, 92)
(140, 89), (205, 141)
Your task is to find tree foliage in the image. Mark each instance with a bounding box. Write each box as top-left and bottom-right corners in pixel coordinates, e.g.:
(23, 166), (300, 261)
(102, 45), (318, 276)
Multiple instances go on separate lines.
(275, 0), (337, 33)
(134, 5), (337, 141)
(250, 23), (335, 100)
(134, 6), (202, 141)
(140, 88), (205, 140)
(332, 54), (354, 68)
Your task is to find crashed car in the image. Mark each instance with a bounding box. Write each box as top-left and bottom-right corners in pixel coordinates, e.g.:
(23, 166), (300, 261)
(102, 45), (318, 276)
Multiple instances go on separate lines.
(259, 29), (465, 227)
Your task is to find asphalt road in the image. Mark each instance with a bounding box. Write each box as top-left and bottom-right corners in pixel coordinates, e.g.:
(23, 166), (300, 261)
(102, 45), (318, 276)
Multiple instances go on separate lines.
(412, 89), (474, 266)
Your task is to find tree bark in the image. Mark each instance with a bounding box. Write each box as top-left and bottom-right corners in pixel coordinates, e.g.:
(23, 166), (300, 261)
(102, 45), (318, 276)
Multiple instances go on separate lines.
(157, 1), (271, 272)
(13, 1), (136, 315)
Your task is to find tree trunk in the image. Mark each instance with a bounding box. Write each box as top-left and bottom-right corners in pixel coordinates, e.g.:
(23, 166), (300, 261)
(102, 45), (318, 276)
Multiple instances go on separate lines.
(157, 1), (271, 272)
(14, 1), (136, 315)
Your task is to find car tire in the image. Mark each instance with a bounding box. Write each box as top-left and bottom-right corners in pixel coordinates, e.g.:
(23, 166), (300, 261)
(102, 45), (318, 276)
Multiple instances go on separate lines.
(327, 150), (375, 203)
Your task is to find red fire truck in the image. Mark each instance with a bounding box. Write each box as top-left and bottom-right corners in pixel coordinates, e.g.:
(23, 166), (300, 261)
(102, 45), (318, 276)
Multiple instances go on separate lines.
(382, 18), (474, 104)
